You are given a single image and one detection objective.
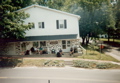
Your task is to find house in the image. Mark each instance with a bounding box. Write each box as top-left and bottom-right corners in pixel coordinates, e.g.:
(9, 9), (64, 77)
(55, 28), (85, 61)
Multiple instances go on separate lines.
(111, 0), (118, 6)
(0, 5), (81, 55)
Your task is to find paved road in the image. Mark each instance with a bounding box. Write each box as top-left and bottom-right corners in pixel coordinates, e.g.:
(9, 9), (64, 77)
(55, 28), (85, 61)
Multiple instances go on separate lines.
(0, 67), (120, 83)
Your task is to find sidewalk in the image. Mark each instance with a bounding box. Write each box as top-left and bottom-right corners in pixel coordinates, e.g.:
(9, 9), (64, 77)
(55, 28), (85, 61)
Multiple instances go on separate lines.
(104, 47), (120, 61)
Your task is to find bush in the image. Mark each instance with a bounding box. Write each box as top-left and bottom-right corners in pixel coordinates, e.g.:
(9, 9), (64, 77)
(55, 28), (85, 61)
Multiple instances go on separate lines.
(73, 60), (96, 68)
(0, 57), (22, 67)
(43, 60), (64, 67)
(73, 60), (120, 69)
(96, 63), (114, 69)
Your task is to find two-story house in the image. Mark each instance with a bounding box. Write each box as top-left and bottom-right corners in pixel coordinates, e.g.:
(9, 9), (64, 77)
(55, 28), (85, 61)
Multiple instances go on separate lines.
(1, 5), (81, 55)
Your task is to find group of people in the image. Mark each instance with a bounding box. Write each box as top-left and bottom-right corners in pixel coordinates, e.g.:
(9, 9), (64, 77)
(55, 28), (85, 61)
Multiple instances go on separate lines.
(25, 46), (47, 55)
(25, 46), (77, 56)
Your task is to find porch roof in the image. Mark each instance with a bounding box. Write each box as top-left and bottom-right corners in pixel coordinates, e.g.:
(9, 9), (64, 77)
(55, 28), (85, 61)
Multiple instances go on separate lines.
(21, 34), (77, 41)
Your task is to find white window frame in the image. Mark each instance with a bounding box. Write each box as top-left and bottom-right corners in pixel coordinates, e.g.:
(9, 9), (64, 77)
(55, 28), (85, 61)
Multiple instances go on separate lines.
(38, 22), (44, 29)
(56, 19), (67, 29)
(28, 22), (35, 29)
(59, 20), (64, 29)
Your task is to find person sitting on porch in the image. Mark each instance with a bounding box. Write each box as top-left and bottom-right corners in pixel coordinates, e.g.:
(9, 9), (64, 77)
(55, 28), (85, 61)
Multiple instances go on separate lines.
(25, 50), (30, 55)
(74, 47), (78, 53)
(70, 47), (74, 56)
(59, 49), (63, 55)
(51, 48), (56, 54)
(31, 47), (35, 53)
(39, 46), (43, 54)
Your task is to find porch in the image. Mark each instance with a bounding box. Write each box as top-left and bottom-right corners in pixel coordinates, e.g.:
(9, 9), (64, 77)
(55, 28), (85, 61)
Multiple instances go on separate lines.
(20, 52), (82, 58)
(0, 52), (82, 58)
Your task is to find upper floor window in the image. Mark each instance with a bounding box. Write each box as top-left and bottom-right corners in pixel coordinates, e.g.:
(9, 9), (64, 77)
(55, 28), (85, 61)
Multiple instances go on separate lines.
(56, 20), (67, 29)
(28, 22), (35, 29)
(38, 22), (45, 29)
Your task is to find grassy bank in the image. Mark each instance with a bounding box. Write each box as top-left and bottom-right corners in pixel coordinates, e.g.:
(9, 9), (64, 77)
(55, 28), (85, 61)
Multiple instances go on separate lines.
(17, 59), (65, 67)
(73, 60), (120, 69)
(100, 38), (120, 43)
(78, 50), (120, 62)
(80, 43), (120, 62)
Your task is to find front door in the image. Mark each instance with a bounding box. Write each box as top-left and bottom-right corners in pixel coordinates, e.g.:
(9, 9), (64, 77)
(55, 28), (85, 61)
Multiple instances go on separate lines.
(62, 40), (71, 52)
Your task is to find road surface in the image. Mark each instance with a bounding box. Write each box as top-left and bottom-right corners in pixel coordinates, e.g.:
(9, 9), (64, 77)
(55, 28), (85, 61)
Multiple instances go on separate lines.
(0, 67), (120, 83)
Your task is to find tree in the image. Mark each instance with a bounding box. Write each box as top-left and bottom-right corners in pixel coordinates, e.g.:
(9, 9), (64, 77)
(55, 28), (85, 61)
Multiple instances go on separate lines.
(62, 0), (116, 44)
(47, 0), (65, 10)
(36, 0), (47, 6)
(115, 0), (120, 39)
(11, 0), (34, 8)
(0, 0), (30, 40)
(100, 1), (116, 42)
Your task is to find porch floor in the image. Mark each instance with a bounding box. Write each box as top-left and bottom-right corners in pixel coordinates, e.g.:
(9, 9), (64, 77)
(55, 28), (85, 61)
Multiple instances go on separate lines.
(22, 52), (82, 58)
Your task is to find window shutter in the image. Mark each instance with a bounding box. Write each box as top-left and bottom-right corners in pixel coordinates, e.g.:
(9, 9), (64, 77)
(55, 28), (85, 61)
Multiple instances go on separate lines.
(42, 22), (44, 28)
(56, 20), (59, 29)
(32, 22), (35, 28)
(64, 20), (67, 29)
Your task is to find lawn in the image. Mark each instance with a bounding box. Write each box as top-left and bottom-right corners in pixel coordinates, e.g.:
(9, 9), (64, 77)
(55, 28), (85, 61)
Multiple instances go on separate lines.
(100, 38), (120, 43)
(78, 50), (119, 62)
(73, 60), (120, 69)
(17, 59), (65, 67)
(79, 44), (120, 62)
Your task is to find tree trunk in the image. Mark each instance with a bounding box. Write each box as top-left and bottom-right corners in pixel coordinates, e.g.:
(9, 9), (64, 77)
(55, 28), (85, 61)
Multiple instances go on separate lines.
(113, 34), (115, 42)
(86, 34), (90, 45)
(82, 37), (85, 45)
(107, 29), (110, 42)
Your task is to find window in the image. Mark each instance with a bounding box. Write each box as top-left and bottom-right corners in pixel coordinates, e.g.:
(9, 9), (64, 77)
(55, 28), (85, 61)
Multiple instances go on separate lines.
(40, 41), (46, 46)
(33, 42), (39, 47)
(62, 40), (66, 49)
(56, 20), (67, 29)
(38, 22), (44, 28)
(67, 41), (71, 47)
(62, 40), (71, 49)
(21, 43), (26, 51)
(28, 22), (35, 29)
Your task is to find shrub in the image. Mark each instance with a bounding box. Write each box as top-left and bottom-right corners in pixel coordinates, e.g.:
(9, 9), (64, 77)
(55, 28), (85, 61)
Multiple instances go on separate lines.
(43, 60), (64, 67)
(73, 60), (97, 68)
(73, 60), (120, 69)
(0, 57), (22, 67)
(96, 63), (114, 69)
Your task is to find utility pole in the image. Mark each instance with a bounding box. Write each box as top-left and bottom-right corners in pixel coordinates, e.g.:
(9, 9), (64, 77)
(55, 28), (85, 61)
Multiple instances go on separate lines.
(48, 80), (50, 83)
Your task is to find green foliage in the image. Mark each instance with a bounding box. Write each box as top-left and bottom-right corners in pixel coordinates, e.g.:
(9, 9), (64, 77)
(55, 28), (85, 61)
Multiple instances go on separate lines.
(73, 60), (120, 69)
(0, 0), (30, 40)
(46, 0), (65, 10)
(96, 62), (114, 69)
(78, 46), (119, 62)
(73, 60), (97, 68)
(43, 60), (65, 67)
(0, 57), (22, 67)
(62, 0), (116, 44)
(19, 59), (65, 67)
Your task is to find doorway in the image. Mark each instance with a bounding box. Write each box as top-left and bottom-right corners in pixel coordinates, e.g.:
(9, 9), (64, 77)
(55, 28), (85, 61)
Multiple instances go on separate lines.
(62, 40), (71, 52)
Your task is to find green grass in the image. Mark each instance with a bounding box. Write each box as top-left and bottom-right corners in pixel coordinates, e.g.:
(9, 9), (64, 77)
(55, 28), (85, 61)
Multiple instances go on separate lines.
(80, 44), (120, 62)
(73, 60), (120, 69)
(78, 50), (120, 62)
(17, 59), (65, 67)
(100, 38), (120, 43)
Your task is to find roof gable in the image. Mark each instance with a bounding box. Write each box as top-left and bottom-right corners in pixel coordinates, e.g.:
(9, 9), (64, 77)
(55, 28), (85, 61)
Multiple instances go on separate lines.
(17, 4), (80, 19)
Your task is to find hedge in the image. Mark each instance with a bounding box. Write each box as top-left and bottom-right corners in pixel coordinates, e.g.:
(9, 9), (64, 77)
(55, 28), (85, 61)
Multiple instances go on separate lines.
(73, 60), (120, 69)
